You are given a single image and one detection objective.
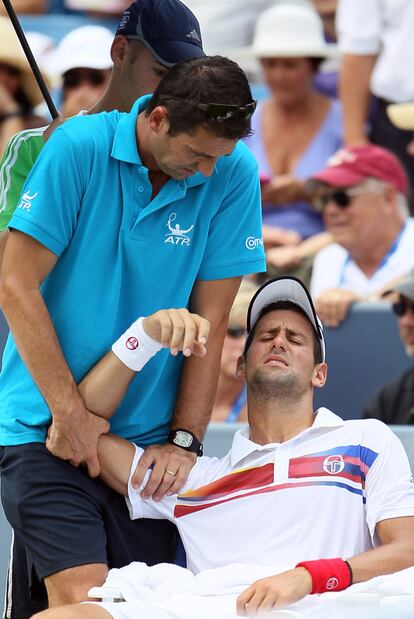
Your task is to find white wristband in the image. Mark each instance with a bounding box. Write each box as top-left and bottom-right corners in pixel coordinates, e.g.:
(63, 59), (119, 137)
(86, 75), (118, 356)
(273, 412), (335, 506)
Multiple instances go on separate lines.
(111, 317), (162, 372)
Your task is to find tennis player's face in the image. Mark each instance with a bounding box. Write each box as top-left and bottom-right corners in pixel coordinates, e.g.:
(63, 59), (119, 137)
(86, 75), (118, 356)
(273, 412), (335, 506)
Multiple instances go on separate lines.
(242, 310), (324, 396)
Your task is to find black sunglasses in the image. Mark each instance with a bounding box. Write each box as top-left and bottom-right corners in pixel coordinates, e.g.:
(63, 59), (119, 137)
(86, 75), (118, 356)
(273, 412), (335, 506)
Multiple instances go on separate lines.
(392, 300), (414, 317)
(313, 189), (355, 213)
(63, 69), (107, 89)
(227, 326), (246, 339)
(158, 95), (257, 121)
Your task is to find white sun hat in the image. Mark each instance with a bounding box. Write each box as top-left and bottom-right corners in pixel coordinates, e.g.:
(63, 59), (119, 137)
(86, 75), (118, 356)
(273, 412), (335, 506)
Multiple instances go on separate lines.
(233, 2), (337, 60)
(53, 25), (114, 77)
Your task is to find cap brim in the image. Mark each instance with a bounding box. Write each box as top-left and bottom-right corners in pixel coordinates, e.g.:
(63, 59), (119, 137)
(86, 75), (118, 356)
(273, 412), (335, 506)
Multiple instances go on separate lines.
(387, 103), (414, 131)
(383, 278), (414, 300)
(231, 43), (338, 60)
(312, 167), (365, 188)
(247, 276), (325, 362)
(131, 38), (205, 67)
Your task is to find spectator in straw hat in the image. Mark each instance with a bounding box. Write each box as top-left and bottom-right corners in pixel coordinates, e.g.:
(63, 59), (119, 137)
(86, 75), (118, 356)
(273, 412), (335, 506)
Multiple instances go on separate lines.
(241, 3), (341, 283)
(0, 16), (49, 155)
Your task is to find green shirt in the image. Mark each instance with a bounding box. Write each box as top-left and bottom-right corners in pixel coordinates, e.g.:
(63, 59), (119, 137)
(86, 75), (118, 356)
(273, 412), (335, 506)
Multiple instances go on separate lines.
(0, 127), (46, 231)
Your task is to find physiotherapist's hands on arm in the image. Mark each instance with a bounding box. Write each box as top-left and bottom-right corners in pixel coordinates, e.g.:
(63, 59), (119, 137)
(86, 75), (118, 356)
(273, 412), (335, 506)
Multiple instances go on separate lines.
(135, 277), (241, 501)
(0, 229), (110, 477)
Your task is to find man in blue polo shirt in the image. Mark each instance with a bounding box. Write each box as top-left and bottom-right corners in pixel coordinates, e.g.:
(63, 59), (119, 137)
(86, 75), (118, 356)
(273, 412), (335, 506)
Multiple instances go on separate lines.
(0, 56), (265, 609)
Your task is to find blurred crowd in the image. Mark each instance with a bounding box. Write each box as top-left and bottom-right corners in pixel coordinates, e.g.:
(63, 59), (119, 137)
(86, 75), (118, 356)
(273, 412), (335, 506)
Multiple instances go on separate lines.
(1, 0), (414, 423)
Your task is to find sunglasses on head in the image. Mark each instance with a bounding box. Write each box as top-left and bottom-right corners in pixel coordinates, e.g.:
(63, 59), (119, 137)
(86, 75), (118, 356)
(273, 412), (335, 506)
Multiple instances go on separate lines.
(63, 69), (107, 89)
(227, 326), (246, 339)
(392, 300), (414, 317)
(158, 95), (257, 121)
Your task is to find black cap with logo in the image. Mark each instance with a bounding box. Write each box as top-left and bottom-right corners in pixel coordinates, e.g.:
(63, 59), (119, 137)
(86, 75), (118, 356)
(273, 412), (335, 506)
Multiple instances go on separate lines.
(116, 0), (205, 67)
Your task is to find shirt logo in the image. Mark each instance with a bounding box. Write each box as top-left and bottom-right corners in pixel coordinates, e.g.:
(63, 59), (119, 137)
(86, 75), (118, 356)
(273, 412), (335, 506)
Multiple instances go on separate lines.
(245, 236), (263, 250)
(323, 455), (345, 475)
(165, 213), (194, 246)
(327, 148), (357, 168)
(126, 337), (139, 350)
(17, 190), (38, 213)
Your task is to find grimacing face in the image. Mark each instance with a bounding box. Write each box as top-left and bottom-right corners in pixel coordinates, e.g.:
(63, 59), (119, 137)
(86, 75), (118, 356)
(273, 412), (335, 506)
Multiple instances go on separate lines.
(238, 309), (326, 398)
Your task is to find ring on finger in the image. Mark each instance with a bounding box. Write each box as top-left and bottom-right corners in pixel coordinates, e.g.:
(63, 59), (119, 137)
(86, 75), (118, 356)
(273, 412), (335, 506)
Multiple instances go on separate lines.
(165, 469), (177, 478)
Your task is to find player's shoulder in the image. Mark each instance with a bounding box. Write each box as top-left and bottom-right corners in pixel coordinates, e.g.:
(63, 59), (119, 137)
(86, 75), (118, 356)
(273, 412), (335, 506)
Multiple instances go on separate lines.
(344, 417), (400, 449)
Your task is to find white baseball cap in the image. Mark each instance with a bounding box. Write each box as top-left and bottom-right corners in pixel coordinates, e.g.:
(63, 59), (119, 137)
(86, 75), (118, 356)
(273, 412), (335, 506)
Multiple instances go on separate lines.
(232, 3), (337, 60)
(53, 25), (113, 76)
(246, 276), (326, 362)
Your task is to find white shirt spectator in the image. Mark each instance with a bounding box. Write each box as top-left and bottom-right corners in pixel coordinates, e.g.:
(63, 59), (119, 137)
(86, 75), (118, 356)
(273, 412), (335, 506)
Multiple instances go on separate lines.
(337, 0), (414, 102)
(310, 218), (414, 298)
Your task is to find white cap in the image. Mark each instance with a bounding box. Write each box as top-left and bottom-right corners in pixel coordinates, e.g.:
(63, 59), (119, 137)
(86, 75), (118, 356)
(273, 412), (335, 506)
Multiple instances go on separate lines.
(247, 276), (326, 362)
(53, 25), (113, 76)
(233, 3), (337, 60)
(387, 102), (414, 131)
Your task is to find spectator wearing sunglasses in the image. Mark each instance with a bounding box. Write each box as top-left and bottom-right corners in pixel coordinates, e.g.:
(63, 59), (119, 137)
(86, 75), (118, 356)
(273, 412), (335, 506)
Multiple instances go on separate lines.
(211, 280), (258, 423)
(53, 26), (113, 118)
(309, 144), (414, 327)
(363, 271), (414, 424)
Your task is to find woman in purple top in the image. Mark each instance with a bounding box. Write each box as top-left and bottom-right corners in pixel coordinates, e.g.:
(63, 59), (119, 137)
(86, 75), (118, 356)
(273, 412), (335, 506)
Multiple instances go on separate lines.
(243, 3), (343, 275)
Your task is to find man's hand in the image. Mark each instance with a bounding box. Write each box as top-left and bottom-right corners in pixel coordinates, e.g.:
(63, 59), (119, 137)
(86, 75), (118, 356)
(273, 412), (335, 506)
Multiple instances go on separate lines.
(261, 175), (307, 205)
(266, 245), (303, 271)
(131, 443), (197, 501)
(143, 308), (210, 357)
(236, 568), (312, 615)
(46, 405), (110, 477)
(315, 288), (359, 327)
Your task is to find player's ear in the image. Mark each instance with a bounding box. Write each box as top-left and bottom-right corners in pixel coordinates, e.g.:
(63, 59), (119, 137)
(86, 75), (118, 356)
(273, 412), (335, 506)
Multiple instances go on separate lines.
(236, 355), (246, 379)
(111, 35), (128, 66)
(311, 362), (327, 389)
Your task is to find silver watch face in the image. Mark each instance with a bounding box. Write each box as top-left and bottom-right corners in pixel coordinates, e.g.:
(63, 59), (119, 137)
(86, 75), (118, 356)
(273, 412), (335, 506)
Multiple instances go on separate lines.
(174, 431), (193, 448)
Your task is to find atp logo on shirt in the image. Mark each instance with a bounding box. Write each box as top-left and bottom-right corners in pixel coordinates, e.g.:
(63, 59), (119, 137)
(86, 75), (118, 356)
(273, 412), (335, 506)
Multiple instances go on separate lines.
(164, 212), (194, 246)
(17, 190), (38, 213)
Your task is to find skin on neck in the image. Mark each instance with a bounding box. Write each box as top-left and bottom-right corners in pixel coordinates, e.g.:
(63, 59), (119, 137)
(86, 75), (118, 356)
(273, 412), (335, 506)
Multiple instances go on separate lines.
(272, 88), (326, 118)
(247, 382), (316, 445)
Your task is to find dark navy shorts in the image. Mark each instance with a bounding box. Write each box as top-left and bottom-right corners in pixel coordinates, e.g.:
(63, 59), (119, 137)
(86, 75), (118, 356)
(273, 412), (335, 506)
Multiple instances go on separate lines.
(0, 443), (177, 619)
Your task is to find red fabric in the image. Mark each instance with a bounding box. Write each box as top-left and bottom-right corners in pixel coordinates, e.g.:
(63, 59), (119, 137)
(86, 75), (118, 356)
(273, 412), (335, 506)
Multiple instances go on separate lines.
(295, 558), (352, 594)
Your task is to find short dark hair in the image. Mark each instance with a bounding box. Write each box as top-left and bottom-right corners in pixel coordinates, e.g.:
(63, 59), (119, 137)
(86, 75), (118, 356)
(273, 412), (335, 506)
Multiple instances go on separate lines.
(244, 301), (323, 364)
(146, 56), (254, 140)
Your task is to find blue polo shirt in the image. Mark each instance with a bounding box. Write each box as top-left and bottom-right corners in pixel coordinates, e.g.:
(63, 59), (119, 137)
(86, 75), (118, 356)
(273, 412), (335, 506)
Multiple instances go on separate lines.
(0, 95), (265, 447)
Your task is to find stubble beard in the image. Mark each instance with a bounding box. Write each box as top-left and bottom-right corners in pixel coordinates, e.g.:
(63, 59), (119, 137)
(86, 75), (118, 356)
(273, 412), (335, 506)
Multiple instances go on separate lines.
(248, 367), (301, 402)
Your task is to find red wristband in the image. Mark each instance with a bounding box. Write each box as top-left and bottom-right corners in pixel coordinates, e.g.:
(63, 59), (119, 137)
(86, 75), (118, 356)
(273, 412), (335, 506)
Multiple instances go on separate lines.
(295, 558), (352, 594)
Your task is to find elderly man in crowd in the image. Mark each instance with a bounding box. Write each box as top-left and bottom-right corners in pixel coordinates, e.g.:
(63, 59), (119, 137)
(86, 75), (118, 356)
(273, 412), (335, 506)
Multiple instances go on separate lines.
(363, 271), (414, 424)
(309, 144), (414, 326)
(30, 276), (414, 619)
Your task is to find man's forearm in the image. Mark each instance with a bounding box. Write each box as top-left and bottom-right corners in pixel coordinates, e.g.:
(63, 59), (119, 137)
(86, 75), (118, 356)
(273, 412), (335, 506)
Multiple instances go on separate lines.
(348, 538), (414, 583)
(340, 53), (377, 145)
(170, 323), (227, 438)
(78, 352), (135, 420)
(0, 283), (82, 416)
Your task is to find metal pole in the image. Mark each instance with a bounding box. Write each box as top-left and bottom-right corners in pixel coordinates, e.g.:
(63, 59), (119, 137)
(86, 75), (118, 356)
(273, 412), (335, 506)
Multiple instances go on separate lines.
(2, 0), (59, 119)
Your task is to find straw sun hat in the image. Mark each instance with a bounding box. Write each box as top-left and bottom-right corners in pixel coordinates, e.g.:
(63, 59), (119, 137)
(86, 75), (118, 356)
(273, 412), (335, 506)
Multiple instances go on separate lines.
(0, 16), (50, 107)
(233, 3), (337, 59)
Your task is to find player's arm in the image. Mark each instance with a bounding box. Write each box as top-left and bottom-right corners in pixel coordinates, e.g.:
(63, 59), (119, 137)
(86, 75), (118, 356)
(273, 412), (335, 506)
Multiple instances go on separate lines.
(236, 517), (414, 615)
(133, 277), (241, 500)
(78, 309), (210, 419)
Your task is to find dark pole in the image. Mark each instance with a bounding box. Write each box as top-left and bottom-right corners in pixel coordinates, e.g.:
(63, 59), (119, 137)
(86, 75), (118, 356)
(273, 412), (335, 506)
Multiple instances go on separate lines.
(2, 0), (59, 119)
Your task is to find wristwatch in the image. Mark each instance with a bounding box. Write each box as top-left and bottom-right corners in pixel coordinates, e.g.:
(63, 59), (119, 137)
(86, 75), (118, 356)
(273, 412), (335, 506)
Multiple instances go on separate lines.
(168, 429), (203, 456)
